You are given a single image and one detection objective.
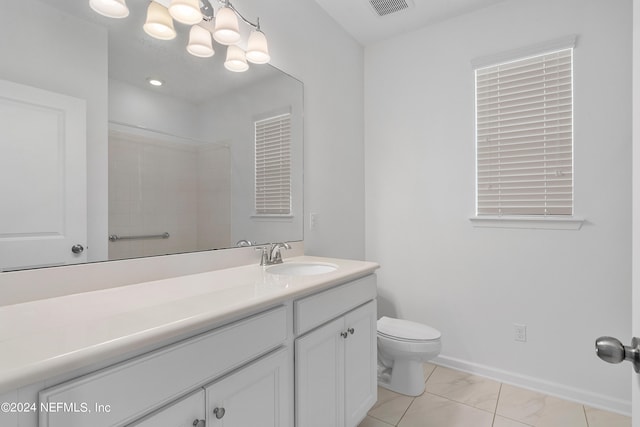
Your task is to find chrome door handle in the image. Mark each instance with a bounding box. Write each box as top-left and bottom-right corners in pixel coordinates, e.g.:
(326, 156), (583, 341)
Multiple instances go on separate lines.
(71, 244), (84, 254)
(192, 420), (205, 427)
(340, 331), (348, 339)
(348, 328), (355, 335)
(595, 336), (640, 372)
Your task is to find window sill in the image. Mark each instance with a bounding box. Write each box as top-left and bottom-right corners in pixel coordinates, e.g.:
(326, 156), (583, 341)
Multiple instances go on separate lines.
(469, 215), (584, 230)
(251, 215), (294, 222)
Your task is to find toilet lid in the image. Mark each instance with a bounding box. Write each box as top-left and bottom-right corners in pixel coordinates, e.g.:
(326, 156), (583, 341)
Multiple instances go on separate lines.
(377, 316), (441, 342)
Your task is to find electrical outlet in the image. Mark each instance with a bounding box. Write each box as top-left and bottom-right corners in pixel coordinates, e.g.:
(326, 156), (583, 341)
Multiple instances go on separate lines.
(514, 323), (527, 342)
(309, 212), (318, 230)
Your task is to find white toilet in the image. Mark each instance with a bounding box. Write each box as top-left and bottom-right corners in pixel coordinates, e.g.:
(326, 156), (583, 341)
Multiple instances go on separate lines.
(377, 316), (442, 396)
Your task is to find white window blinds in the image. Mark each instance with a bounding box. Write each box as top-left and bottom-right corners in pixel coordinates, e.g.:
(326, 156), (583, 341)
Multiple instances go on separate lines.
(475, 48), (573, 216)
(255, 113), (292, 215)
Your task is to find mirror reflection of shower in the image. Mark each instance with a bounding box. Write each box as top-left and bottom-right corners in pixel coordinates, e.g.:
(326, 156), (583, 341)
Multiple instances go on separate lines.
(108, 123), (231, 260)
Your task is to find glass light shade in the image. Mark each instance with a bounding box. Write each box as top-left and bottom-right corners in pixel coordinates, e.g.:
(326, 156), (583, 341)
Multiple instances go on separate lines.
(89, 0), (129, 18)
(224, 45), (249, 72)
(143, 2), (177, 40)
(168, 0), (202, 25)
(213, 7), (241, 45)
(187, 25), (214, 58)
(246, 30), (270, 64)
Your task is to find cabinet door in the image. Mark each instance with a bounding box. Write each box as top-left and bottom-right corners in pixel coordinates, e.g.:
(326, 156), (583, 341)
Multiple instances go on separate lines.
(295, 317), (345, 427)
(344, 301), (377, 427)
(205, 348), (289, 427)
(128, 390), (205, 427)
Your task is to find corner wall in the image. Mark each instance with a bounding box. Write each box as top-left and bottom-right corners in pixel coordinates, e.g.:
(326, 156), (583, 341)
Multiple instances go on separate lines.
(365, 0), (632, 413)
(247, 0), (366, 259)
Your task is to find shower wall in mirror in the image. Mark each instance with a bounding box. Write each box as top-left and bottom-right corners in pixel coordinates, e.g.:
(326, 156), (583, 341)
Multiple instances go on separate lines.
(108, 125), (232, 261)
(0, 0), (303, 271)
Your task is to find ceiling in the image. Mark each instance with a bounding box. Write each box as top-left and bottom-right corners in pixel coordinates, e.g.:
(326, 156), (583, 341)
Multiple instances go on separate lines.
(313, 0), (508, 46)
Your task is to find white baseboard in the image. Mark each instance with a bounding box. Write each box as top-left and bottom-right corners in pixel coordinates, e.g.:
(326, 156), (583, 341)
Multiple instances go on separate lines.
(432, 355), (631, 417)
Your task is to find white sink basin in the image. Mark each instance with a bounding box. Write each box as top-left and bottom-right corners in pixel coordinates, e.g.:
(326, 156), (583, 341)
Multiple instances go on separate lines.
(266, 262), (338, 276)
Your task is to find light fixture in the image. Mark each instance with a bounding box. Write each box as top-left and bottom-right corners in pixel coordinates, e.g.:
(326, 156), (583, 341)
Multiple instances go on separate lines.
(224, 45), (248, 72)
(147, 77), (164, 86)
(168, 0), (203, 25)
(143, 2), (177, 40)
(213, 5), (240, 45)
(246, 25), (270, 64)
(187, 25), (215, 58)
(91, 0), (269, 72)
(89, 0), (129, 18)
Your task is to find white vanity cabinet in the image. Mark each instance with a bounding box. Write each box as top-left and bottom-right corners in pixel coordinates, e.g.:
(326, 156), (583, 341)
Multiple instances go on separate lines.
(38, 306), (287, 427)
(129, 348), (289, 427)
(6, 261), (380, 427)
(205, 348), (289, 427)
(294, 275), (377, 427)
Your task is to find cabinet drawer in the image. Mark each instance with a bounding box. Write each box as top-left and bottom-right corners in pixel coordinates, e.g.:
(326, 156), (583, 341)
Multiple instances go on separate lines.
(39, 306), (286, 427)
(127, 389), (205, 427)
(294, 275), (376, 335)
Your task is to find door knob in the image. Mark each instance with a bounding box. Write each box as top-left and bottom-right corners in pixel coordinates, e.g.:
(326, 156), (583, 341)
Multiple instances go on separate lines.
(213, 407), (225, 419)
(71, 244), (84, 254)
(192, 420), (205, 427)
(595, 336), (640, 373)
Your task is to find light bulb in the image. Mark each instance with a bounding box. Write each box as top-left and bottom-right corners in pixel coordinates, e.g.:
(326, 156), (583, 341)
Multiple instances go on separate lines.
(143, 2), (176, 41)
(146, 78), (164, 86)
(168, 0), (202, 25)
(89, 0), (129, 18)
(187, 25), (215, 58)
(246, 29), (270, 64)
(213, 6), (241, 45)
(224, 45), (249, 72)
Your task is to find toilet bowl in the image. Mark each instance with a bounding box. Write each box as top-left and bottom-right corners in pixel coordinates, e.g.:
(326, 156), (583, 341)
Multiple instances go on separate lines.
(377, 316), (441, 396)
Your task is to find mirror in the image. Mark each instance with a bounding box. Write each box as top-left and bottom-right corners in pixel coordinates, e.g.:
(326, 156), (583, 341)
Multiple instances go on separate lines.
(0, 0), (303, 271)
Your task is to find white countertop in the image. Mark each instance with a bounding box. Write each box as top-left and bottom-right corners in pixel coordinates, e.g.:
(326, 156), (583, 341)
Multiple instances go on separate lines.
(0, 256), (378, 394)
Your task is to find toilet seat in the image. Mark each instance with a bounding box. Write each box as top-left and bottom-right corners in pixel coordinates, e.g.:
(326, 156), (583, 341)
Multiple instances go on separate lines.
(377, 316), (441, 342)
(376, 316), (442, 396)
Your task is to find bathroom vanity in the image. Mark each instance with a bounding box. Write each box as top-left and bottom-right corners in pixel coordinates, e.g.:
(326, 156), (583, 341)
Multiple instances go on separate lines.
(0, 256), (378, 427)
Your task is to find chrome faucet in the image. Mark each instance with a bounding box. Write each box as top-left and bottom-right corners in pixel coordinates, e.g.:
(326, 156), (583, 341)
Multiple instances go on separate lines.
(257, 242), (291, 266)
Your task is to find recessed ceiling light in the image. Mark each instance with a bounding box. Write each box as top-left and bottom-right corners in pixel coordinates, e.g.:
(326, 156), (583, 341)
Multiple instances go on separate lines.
(147, 78), (164, 87)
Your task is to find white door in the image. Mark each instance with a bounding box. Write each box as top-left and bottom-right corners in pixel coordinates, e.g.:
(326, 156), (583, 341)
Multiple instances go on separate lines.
(295, 316), (345, 427)
(633, 1), (640, 424)
(205, 349), (289, 427)
(0, 79), (87, 271)
(344, 301), (378, 427)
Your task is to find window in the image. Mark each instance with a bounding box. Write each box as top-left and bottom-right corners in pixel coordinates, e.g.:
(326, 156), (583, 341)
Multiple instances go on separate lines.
(475, 48), (573, 217)
(255, 113), (292, 216)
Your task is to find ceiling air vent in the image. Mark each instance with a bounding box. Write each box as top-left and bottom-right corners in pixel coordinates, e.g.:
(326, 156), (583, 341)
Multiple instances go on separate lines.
(369, 0), (413, 17)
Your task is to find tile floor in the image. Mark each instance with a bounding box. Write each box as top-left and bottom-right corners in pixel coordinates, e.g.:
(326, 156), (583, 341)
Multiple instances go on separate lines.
(359, 364), (631, 427)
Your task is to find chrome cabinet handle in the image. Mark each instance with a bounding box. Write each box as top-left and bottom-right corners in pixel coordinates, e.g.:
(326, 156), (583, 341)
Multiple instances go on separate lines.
(340, 331), (348, 339)
(595, 336), (640, 373)
(213, 407), (225, 419)
(348, 328), (355, 335)
(192, 420), (205, 427)
(71, 244), (84, 254)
